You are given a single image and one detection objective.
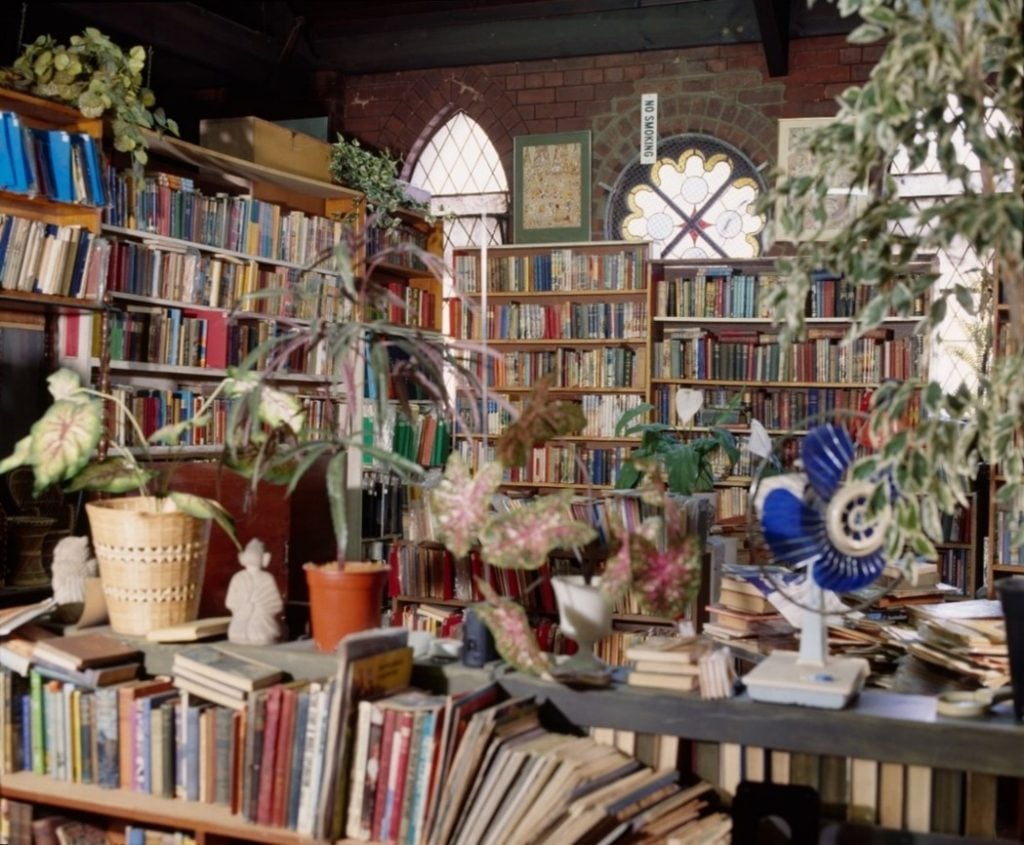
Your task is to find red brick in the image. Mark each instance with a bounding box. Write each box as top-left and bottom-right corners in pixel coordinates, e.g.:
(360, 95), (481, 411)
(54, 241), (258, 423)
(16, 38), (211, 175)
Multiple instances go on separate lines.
(556, 117), (586, 132)
(738, 87), (785, 106)
(518, 88), (556, 105)
(824, 82), (855, 99)
(535, 102), (576, 119)
(786, 64), (851, 84)
(505, 74), (525, 91)
(528, 118), (559, 133)
(862, 45), (886, 61)
(593, 82), (635, 101)
(839, 47), (862, 65)
(555, 84), (596, 102)
(595, 53), (635, 68)
(556, 56), (597, 71)
(853, 63), (876, 82)
(582, 68), (604, 84)
(543, 71), (564, 87)
(523, 72), (547, 88)
(707, 58), (729, 73)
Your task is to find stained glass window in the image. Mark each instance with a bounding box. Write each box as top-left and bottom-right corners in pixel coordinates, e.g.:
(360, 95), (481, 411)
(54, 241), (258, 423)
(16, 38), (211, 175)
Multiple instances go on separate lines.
(605, 135), (766, 259)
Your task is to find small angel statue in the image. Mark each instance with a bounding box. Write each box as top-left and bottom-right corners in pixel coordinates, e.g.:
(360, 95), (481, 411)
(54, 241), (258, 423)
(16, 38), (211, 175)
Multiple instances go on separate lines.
(226, 538), (283, 645)
(51, 535), (98, 605)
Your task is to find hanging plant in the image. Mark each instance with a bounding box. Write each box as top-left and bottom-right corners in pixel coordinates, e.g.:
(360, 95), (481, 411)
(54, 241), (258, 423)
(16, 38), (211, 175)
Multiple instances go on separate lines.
(329, 135), (426, 230)
(0, 27), (179, 165)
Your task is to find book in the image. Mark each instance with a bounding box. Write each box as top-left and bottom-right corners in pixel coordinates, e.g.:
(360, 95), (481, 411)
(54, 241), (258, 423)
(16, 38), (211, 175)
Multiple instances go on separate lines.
(31, 657), (141, 689)
(0, 597), (56, 635)
(172, 672), (250, 711)
(313, 627), (412, 841)
(117, 677), (175, 791)
(144, 616), (231, 643)
(32, 633), (142, 672)
(627, 670), (700, 692)
(171, 645), (283, 691)
(623, 636), (699, 665)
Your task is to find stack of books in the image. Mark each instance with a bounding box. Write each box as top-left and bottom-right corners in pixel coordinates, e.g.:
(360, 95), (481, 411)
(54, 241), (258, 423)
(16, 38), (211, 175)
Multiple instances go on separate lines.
(170, 644), (283, 710)
(624, 636), (701, 692)
(27, 632), (143, 688)
(704, 575), (794, 644)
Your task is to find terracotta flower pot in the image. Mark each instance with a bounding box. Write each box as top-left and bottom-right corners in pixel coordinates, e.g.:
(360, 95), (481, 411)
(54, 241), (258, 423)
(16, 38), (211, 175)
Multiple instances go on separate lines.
(305, 561), (389, 652)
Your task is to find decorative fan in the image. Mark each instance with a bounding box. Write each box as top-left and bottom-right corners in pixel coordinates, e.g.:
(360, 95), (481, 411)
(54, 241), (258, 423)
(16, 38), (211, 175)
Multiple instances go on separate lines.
(745, 422), (893, 709)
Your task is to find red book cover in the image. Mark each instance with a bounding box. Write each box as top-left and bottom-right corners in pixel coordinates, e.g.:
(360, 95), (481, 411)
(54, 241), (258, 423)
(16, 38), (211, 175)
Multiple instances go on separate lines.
(470, 550), (484, 600)
(270, 685), (299, 827)
(537, 562), (557, 614)
(255, 684), (283, 826)
(388, 543), (402, 597)
(441, 550), (455, 601)
(383, 709), (415, 842)
(370, 707), (399, 841)
(183, 307), (228, 369)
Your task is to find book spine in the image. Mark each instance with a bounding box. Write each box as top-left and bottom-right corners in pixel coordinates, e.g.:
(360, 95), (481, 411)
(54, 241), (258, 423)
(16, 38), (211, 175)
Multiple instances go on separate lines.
(370, 707), (399, 841)
(256, 684), (283, 825)
(381, 709), (414, 842)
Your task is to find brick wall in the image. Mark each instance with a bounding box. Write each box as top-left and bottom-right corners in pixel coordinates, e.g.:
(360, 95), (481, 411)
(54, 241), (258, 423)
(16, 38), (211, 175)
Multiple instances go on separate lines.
(315, 35), (876, 237)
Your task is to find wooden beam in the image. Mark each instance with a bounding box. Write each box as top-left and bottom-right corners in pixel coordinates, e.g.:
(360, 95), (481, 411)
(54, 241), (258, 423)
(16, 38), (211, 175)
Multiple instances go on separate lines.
(753, 0), (790, 77)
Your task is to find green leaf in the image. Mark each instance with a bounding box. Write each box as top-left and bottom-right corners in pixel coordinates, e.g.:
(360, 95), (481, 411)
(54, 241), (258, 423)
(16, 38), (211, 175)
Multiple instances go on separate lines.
(28, 399), (103, 492)
(615, 403), (653, 437)
(64, 458), (150, 493)
(0, 436), (32, 475)
(46, 368), (84, 401)
(257, 386), (305, 434)
(326, 451), (348, 560)
(170, 492), (240, 550)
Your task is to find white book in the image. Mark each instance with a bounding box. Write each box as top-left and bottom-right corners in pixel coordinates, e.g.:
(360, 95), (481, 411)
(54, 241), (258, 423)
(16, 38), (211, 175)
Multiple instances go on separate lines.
(345, 698), (374, 838)
(296, 680), (330, 836)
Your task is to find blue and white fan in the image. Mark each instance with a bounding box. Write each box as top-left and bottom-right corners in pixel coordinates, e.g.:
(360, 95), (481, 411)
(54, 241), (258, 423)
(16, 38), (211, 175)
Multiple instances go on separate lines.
(745, 423), (892, 708)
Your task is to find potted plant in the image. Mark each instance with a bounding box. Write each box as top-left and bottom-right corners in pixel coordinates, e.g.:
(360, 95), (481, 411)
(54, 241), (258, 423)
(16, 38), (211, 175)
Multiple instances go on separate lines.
(220, 218), (479, 651)
(329, 135), (427, 231)
(422, 382), (717, 678)
(0, 368), (251, 634)
(0, 26), (179, 165)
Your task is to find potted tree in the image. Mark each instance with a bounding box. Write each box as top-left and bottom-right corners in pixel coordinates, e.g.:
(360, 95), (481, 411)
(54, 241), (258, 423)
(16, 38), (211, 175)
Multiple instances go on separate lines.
(0, 369), (247, 634)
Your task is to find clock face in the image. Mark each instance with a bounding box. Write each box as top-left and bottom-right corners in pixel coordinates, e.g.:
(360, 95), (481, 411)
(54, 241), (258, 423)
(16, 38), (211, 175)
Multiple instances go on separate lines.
(606, 135), (766, 260)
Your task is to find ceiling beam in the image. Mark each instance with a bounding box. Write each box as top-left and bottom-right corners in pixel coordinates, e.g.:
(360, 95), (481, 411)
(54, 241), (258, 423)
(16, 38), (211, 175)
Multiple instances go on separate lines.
(312, 0), (761, 73)
(753, 0), (790, 76)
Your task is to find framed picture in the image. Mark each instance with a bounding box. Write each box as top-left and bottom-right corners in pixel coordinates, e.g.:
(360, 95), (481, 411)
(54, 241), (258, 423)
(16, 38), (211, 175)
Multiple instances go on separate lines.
(513, 130), (591, 243)
(777, 117), (863, 241)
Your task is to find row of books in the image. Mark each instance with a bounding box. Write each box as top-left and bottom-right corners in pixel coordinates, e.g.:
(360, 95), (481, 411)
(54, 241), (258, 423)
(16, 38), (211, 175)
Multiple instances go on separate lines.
(502, 442), (630, 486)
(0, 215), (109, 298)
(454, 248), (645, 293)
(0, 114), (106, 206)
(651, 384), (875, 432)
(366, 219), (432, 271)
(655, 267), (924, 320)
(935, 548), (972, 595)
(367, 278), (440, 331)
(654, 327), (924, 384)
(495, 345), (645, 390)
(103, 306), (218, 369)
(470, 300), (648, 342)
(939, 503), (972, 544)
(370, 410), (452, 469)
(103, 236), (350, 320)
(655, 267), (780, 320)
(103, 168), (345, 270)
(992, 508), (1024, 565)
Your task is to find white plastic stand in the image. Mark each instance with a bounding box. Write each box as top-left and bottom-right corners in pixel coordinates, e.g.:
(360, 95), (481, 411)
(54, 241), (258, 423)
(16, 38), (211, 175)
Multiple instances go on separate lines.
(742, 580), (868, 709)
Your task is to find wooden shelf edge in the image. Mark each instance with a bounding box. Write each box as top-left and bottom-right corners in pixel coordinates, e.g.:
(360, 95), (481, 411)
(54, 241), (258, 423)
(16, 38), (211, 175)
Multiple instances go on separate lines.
(0, 771), (366, 844)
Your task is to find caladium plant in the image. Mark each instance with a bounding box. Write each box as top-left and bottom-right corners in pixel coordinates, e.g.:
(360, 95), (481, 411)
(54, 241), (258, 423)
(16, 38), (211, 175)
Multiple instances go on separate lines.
(0, 367), (311, 549)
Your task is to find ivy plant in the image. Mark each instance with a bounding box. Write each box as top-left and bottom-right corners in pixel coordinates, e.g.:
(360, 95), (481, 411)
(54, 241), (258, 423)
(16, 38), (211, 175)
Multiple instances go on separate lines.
(766, 0), (1023, 570)
(0, 27), (179, 165)
(329, 135), (427, 230)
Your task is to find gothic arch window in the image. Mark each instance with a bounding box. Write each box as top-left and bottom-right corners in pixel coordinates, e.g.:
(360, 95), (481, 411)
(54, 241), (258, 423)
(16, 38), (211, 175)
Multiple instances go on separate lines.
(410, 112), (509, 252)
(605, 134), (766, 259)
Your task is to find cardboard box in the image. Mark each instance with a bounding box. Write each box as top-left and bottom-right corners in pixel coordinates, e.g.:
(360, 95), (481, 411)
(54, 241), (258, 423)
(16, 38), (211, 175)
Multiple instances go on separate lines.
(199, 116), (332, 183)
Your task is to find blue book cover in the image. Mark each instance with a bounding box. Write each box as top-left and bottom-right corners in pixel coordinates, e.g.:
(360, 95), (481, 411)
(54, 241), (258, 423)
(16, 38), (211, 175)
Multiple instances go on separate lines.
(74, 133), (107, 207)
(93, 687), (120, 788)
(2, 113), (32, 194)
(20, 692), (31, 771)
(66, 229), (92, 298)
(0, 111), (16, 188)
(286, 690), (311, 829)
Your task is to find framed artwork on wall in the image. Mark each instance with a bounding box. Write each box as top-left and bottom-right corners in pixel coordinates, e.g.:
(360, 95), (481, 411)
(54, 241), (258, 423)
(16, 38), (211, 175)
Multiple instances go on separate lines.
(777, 116), (864, 241)
(513, 130), (591, 243)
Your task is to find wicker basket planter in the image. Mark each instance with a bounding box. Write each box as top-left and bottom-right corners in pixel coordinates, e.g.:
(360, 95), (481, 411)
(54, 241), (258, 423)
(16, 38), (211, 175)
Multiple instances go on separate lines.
(85, 497), (211, 635)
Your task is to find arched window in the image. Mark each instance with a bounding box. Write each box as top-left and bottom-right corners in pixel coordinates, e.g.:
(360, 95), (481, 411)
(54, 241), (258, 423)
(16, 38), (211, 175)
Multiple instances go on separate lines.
(605, 134), (766, 259)
(410, 112), (508, 255)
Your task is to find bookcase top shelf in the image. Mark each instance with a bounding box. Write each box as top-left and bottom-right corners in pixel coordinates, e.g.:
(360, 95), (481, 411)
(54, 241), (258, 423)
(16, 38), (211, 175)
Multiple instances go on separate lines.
(496, 673), (1024, 778)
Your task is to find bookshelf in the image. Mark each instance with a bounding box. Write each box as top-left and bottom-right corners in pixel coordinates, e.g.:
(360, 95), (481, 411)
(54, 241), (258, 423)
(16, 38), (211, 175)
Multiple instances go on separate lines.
(649, 258), (929, 531)
(985, 277), (1021, 596)
(450, 239), (650, 488)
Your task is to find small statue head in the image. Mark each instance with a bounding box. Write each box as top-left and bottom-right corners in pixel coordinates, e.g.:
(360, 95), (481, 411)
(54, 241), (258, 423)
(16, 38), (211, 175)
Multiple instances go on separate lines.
(239, 537), (270, 571)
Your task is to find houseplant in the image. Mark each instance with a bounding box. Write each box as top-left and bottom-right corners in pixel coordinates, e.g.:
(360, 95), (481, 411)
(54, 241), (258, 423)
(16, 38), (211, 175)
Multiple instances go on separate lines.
(0, 368), (252, 634)
(0, 26), (179, 165)
(765, 0), (1022, 575)
(329, 135), (427, 231)
(426, 383), (717, 676)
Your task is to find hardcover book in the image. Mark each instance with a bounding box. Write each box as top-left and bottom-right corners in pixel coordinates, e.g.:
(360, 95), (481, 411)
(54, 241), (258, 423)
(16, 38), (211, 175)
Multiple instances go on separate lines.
(172, 644), (283, 691)
(31, 632), (141, 672)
